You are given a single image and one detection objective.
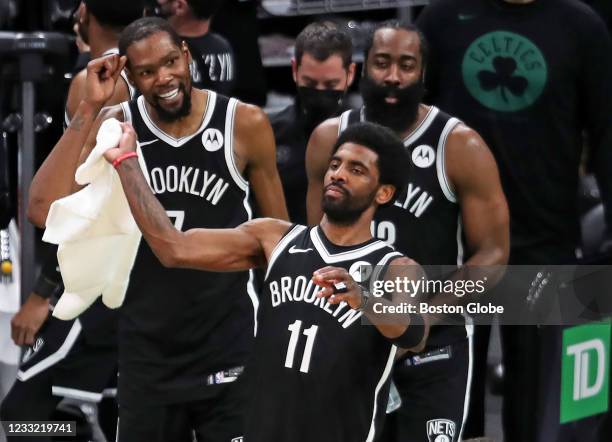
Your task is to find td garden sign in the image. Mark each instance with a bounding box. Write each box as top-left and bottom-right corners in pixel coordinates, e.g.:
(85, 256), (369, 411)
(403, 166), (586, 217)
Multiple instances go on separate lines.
(561, 320), (610, 423)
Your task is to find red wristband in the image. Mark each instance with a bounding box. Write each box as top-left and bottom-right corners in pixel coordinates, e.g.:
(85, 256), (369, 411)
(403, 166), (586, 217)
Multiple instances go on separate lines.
(112, 152), (138, 169)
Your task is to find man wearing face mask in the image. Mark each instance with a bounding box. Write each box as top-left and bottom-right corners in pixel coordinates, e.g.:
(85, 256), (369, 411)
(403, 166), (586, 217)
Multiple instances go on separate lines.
(269, 22), (355, 224)
(306, 21), (509, 441)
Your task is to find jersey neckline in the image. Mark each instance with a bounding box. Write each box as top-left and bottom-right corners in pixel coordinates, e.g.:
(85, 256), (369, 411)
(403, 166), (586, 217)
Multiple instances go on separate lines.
(311, 226), (388, 264)
(136, 90), (216, 148)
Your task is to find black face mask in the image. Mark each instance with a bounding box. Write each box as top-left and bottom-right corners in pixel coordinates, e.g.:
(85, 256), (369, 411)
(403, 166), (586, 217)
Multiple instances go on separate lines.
(296, 87), (345, 131)
(359, 75), (425, 133)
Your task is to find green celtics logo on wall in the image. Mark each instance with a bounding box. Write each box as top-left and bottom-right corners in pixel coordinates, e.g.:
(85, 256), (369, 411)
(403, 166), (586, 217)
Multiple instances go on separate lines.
(462, 31), (547, 112)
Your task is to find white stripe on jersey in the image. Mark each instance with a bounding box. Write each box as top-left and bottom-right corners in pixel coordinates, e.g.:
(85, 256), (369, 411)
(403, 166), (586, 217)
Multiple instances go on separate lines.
(403, 106), (439, 146)
(366, 345), (397, 442)
(136, 92), (215, 147)
(224, 97), (248, 191)
(436, 117), (461, 203)
(458, 316), (475, 441)
(17, 320), (82, 381)
(264, 225), (308, 281)
(310, 227), (388, 264)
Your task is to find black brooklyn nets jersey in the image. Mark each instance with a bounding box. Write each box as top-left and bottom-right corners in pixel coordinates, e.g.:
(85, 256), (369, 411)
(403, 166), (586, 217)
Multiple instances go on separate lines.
(340, 106), (468, 347)
(246, 225), (401, 442)
(117, 91), (256, 405)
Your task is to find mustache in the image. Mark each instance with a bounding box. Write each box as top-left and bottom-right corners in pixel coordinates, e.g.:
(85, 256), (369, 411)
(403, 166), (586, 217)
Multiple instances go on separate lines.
(324, 182), (349, 195)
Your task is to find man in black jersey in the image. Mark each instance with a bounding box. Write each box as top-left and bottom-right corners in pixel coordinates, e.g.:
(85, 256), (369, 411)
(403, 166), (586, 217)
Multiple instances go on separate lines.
(157, 0), (236, 95)
(306, 21), (509, 442)
(270, 21), (355, 224)
(27, 17), (288, 442)
(104, 119), (429, 442)
(0, 3), (144, 441)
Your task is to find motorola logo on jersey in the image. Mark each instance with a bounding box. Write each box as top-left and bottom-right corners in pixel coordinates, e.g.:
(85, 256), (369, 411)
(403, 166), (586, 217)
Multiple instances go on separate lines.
(426, 419), (456, 442)
(202, 128), (224, 152)
(412, 145), (436, 168)
(349, 261), (373, 283)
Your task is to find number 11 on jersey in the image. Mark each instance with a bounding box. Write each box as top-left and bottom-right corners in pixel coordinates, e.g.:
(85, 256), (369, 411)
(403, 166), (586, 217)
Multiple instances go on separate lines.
(285, 320), (319, 373)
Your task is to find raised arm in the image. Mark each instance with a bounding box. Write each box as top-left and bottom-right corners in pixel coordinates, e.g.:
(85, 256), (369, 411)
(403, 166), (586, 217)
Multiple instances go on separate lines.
(305, 118), (340, 225)
(27, 54), (126, 227)
(447, 124), (510, 270)
(234, 103), (289, 220)
(105, 123), (291, 272)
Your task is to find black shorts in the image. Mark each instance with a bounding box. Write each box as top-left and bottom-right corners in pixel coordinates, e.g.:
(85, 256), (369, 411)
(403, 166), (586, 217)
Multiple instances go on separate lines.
(117, 377), (245, 442)
(16, 314), (117, 402)
(381, 333), (473, 442)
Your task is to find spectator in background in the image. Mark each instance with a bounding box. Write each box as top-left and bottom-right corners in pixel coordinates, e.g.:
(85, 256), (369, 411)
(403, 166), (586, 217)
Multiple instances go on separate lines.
(158, 0), (235, 95)
(269, 22), (355, 224)
(416, 0), (612, 441)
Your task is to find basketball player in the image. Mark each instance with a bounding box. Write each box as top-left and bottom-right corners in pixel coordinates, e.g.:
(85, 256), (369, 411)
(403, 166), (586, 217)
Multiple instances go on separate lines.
(305, 21), (509, 441)
(104, 119), (428, 442)
(0, 3), (143, 440)
(27, 17), (288, 442)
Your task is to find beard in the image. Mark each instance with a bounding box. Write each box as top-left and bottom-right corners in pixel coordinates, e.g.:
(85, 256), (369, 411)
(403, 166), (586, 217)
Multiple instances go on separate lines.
(321, 182), (376, 226)
(152, 83), (192, 123)
(359, 75), (425, 133)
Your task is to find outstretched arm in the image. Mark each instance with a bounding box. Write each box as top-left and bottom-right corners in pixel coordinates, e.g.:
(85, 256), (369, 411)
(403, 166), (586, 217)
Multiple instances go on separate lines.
(28, 54), (126, 227)
(106, 123), (290, 271)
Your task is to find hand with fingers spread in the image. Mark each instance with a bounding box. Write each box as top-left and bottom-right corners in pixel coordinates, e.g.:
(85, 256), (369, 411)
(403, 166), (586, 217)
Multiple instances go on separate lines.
(84, 53), (127, 110)
(313, 266), (366, 310)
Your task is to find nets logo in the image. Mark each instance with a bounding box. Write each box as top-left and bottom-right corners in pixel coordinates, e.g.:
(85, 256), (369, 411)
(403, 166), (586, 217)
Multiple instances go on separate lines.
(202, 128), (224, 152)
(426, 419), (456, 442)
(412, 145), (435, 168)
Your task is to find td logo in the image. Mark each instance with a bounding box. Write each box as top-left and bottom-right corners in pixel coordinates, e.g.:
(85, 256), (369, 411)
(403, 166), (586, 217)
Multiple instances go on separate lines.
(560, 320), (610, 423)
(462, 31), (547, 112)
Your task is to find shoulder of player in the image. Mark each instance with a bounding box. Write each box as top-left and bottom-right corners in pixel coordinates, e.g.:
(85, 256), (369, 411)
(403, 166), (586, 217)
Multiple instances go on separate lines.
(240, 218), (293, 249)
(305, 117), (341, 170)
(445, 122), (489, 161)
(65, 69), (88, 119)
(233, 101), (270, 133)
(388, 255), (418, 267)
(108, 74), (132, 106)
(445, 122), (499, 192)
(385, 255), (425, 281)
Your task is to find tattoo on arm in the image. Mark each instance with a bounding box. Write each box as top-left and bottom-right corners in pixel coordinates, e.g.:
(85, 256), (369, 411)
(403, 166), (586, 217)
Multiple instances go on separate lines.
(69, 115), (85, 132)
(121, 160), (173, 233)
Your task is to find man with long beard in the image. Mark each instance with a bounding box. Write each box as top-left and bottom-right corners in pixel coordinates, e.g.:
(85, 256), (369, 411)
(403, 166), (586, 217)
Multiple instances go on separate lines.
(27, 17), (288, 442)
(306, 21), (510, 441)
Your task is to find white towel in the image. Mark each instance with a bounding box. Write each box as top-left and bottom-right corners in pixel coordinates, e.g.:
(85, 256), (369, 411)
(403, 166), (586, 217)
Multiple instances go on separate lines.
(43, 118), (142, 320)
